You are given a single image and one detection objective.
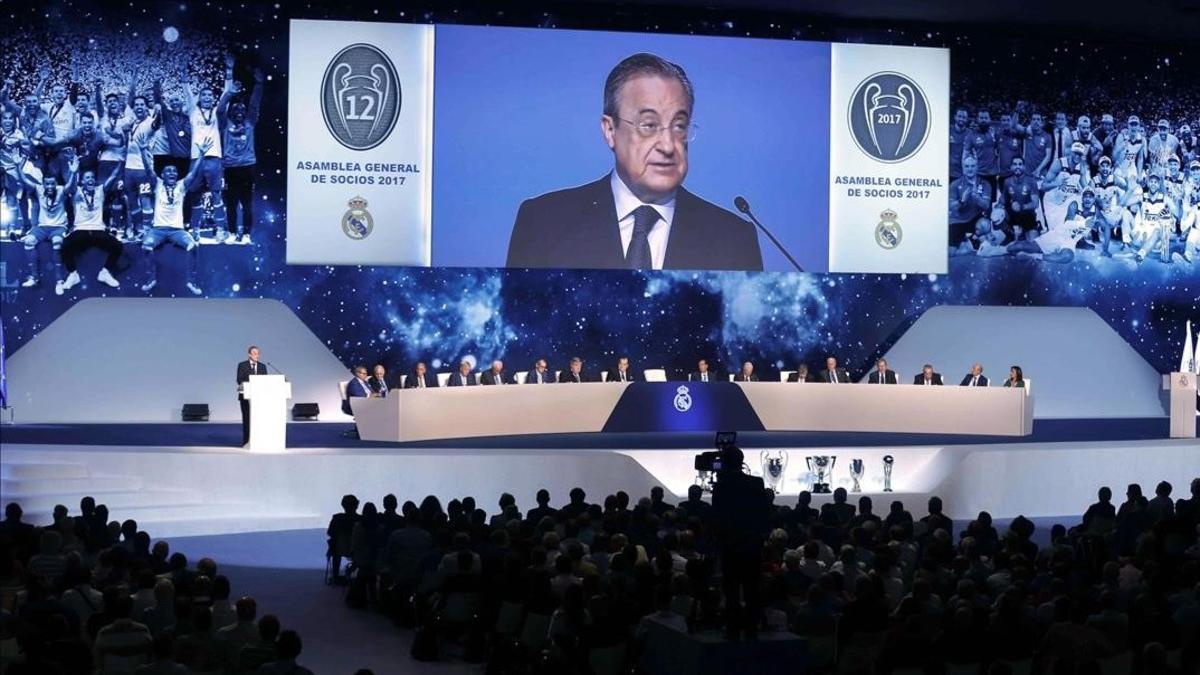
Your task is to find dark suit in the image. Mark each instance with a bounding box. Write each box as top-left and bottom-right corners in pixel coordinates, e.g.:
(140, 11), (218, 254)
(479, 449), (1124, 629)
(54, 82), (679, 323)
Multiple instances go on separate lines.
(690, 372), (716, 383)
(960, 374), (990, 387)
(732, 373), (759, 382)
(236, 359), (266, 445)
(559, 370), (591, 383)
(446, 372), (476, 387)
(506, 175), (763, 271)
(605, 369), (636, 383)
(819, 368), (852, 383)
(480, 370), (508, 386)
(913, 373), (944, 385)
(786, 372), (812, 383)
(867, 369), (898, 384)
(526, 369), (556, 384)
(367, 375), (392, 396)
(342, 378), (371, 415)
(403, 372), (438, 389)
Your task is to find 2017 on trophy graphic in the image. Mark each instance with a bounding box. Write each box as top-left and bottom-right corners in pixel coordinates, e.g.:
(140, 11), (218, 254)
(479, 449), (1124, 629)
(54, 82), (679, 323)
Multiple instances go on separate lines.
(847, 71), (931, 164)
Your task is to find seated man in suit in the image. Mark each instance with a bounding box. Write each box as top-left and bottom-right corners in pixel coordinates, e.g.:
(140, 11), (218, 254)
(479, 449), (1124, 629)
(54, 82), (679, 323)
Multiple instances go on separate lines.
(960, 363), (989, 387)
(480, 360), (508, 385)
(527, 358), (555, 384)
(560, 357), (590, 383)
(786, 364), (811, 383)
(368, 364), (391, 397)
(342, 366), (372, 415)
(820, 356), (851, 384)
(447, 360), (476, 387)
(506, 53), (763, 272)
(404, 361), (437, 389)
(606, 356), (636, 382)
(691, 358), (714, 383)
(733, 361), (758, 382)
(867, 358), (898, 385)
(914, 364), (944, 386)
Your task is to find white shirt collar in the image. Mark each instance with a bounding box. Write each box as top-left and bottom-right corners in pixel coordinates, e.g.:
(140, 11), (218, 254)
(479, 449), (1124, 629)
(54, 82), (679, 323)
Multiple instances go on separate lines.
(610, 172), (675, 269)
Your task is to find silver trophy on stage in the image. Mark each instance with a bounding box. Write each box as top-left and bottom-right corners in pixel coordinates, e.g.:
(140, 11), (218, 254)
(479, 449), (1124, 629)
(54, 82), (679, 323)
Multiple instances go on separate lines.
(883, 455), (895, 492)
(849, 458), (865, 492)
(806, 455), (835, 494)
(760, 450), (788, 494)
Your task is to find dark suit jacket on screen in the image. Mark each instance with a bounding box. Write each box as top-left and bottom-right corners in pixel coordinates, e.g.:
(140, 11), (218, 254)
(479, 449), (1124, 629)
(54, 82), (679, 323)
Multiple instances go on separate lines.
(690, 372), (716, 383)
(867, 369), (898, 384)
(559, 370), (591, 383)
(732, 373), (759, 382)
(605, 369), (636, 383)
(913, 373), (945, 385)
(786, 372), (812, 383)
(506, 176), (764, 271)
(960, 374), (990, 386)
(820, 368), (852, 383)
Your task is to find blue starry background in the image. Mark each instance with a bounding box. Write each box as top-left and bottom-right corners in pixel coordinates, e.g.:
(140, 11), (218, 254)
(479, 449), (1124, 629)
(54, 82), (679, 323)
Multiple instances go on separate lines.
(0, 0), (1196, 379)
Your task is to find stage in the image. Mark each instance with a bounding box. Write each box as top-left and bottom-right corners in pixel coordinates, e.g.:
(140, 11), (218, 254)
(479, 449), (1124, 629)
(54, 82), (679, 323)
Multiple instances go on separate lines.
(2, 419), (1195, 538)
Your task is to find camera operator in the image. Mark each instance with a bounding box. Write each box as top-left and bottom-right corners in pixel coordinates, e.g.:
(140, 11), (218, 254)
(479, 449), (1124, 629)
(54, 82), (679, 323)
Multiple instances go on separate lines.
(710, 445), (771, 641)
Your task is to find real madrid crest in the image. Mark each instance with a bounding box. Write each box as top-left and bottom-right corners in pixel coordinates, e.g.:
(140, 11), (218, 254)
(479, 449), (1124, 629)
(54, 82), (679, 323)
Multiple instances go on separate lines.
(673, 385), (692, 413)
(875, 208), (902, 249)
(342, 196), (374, 240)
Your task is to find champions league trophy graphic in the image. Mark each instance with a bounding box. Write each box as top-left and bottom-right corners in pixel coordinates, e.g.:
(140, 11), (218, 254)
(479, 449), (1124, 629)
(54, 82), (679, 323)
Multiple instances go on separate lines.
(863, 81), (917, 160)
(330, 61), (392, 144)
(806, 455), (835, 494)
(760, 450), (788, 494)
(883, 455), (895, 492)
(849, 458), (865, 492)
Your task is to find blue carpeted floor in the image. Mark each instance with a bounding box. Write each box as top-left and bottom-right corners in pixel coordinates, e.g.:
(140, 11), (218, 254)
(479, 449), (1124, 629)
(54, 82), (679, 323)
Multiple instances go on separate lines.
(0, 417), (1184, 450)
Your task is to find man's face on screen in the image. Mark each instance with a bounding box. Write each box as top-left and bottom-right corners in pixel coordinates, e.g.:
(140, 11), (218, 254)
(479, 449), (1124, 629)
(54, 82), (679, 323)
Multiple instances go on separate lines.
(604, 75), (689, 202)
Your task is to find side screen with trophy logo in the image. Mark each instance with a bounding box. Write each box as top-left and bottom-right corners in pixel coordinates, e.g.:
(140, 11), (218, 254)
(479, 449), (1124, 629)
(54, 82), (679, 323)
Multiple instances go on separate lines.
(285, 21), (949, 273)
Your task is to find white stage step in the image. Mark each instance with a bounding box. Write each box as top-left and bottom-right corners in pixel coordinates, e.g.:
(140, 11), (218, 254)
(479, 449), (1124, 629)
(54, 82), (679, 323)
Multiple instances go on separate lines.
(6, 488), (203, 514)
(1, 462), (92, 479)
(2, 475), (146, 495)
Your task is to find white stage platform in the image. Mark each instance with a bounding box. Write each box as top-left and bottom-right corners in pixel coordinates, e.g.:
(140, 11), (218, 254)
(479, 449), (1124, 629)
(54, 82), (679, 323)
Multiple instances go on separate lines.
(2, 437), (1195, 538)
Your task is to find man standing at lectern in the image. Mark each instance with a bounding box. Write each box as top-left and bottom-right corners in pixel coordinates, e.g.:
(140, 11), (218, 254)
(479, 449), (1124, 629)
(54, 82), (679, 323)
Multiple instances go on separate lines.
(236, 345), (266, 447)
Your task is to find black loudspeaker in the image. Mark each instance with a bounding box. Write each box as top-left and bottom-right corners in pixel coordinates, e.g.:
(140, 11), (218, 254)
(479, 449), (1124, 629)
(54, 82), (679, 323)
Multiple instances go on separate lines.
(181, 404), (210, 421)
(292, 403), (320, 420)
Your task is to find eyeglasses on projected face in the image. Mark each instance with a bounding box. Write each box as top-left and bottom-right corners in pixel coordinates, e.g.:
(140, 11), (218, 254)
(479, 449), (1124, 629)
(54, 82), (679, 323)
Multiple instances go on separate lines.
(612, 116), (699, 143)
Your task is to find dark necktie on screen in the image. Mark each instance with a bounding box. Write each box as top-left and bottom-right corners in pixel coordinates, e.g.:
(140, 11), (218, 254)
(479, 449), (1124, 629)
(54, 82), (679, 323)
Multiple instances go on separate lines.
(626, 205), (658, 269)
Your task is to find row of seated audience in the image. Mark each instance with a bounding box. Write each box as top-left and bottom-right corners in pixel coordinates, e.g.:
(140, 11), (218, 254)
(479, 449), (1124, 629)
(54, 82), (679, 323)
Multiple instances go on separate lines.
(321, 457), (1198, 674)
(0, 496), (366, 675)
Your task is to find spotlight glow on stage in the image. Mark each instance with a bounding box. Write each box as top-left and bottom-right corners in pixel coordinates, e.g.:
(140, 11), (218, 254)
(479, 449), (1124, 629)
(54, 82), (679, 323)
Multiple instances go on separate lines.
(163, 26), (180, 43)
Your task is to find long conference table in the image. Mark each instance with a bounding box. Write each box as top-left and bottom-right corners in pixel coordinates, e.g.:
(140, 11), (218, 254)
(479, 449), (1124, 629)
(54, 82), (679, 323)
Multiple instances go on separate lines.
(351, 381), (1034, 443)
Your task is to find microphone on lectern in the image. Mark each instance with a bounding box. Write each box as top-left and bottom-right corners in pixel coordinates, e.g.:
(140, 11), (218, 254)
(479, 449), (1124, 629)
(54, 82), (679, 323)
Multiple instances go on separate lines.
(734, 195), (805, 273)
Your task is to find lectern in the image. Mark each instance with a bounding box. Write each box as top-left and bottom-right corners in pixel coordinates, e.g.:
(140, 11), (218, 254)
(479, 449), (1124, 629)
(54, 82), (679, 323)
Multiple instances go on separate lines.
(243, 374), (292, 452)
(1163, 372), (1197, 439)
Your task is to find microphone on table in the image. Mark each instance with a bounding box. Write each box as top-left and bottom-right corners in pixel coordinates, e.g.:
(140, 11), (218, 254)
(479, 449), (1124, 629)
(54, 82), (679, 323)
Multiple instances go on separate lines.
(734, 195), (805, 272)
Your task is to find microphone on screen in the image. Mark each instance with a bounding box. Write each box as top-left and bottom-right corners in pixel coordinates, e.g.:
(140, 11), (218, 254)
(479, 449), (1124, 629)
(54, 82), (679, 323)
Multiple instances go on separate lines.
(264, 361), (285, 375)
(733, 195), (804, 273)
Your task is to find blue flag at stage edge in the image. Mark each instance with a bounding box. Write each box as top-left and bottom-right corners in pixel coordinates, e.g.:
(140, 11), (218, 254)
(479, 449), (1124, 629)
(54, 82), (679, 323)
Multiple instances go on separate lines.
(0, 318), (7, 409)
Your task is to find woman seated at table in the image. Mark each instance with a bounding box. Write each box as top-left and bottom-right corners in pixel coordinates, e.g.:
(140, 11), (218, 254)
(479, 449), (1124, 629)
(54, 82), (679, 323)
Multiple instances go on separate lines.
(1003, 365), (1026, 388)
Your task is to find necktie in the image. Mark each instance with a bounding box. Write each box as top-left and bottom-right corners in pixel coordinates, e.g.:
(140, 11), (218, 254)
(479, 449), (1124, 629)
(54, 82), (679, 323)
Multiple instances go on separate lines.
(701, 374), (707, 382)
(971, 376), (978, 387)
(832, 371), (838, 384)
(626, 205), (658, 269)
